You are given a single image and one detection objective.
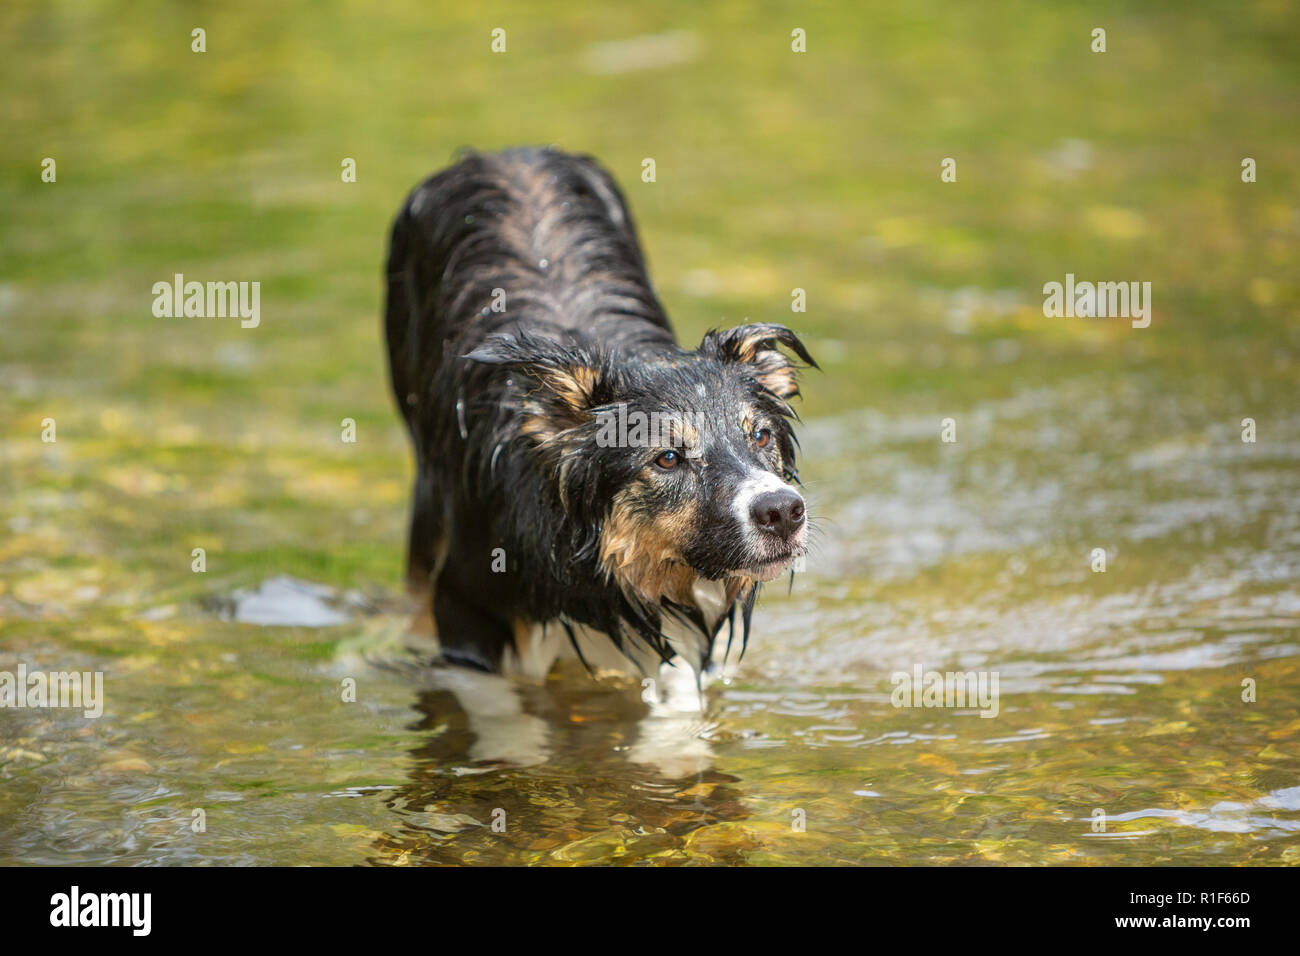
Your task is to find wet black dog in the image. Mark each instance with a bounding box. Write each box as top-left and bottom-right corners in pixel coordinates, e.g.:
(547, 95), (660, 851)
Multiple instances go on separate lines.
(384, 147), (814, 684)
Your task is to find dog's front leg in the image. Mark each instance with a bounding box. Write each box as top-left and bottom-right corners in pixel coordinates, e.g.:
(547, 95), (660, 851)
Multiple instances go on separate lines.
(432, 582), (515, 674)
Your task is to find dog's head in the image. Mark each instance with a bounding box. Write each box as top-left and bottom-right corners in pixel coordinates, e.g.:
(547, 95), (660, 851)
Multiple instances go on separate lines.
(467, 323), (815, 605)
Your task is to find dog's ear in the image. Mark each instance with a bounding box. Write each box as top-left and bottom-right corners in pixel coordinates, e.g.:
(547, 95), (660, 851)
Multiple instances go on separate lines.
(699, 322), (817, 401)
(465, 334), (612, 438)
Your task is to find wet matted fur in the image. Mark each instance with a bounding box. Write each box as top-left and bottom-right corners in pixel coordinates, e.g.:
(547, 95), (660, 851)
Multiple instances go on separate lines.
(384, 146), (815, 677)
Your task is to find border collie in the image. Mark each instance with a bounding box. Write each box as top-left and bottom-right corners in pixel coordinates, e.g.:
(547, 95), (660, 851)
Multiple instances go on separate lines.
(384, 147), (814, 695)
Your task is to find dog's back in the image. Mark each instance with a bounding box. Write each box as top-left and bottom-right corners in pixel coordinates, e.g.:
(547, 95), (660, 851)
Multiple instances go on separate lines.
(385, 147), (674, 427)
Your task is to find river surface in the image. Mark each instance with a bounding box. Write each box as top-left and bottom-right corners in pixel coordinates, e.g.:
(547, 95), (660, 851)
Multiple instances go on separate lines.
(3, 0), (1298, 867)
(3, 370), (1297, 866)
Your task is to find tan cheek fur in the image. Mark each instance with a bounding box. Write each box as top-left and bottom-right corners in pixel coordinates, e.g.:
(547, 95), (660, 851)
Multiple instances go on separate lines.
(599, 485), (703, 604)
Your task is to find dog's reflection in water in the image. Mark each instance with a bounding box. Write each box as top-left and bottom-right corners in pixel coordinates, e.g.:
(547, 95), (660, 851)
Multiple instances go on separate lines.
(370, 660), (751, 865)
(415, 658), (720, 778)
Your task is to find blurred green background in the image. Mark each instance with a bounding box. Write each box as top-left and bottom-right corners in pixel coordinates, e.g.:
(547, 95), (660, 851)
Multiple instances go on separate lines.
(3, 0), (1297, 596)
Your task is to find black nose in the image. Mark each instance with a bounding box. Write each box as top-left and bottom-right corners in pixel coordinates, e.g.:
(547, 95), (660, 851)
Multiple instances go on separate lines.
(750, 489), (806, 538)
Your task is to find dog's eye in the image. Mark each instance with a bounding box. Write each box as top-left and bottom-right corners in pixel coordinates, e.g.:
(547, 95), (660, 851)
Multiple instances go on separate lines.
(654, 450), (680, 470)
(753, 427), (772, 448)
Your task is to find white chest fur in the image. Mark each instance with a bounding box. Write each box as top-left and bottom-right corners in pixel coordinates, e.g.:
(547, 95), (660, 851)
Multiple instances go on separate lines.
(501, 577), (733, 712)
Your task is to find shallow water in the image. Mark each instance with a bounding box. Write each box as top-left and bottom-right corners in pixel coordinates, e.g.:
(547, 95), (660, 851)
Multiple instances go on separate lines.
(3, 0), (1298, 866)
(3, 370), (1297, 866)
